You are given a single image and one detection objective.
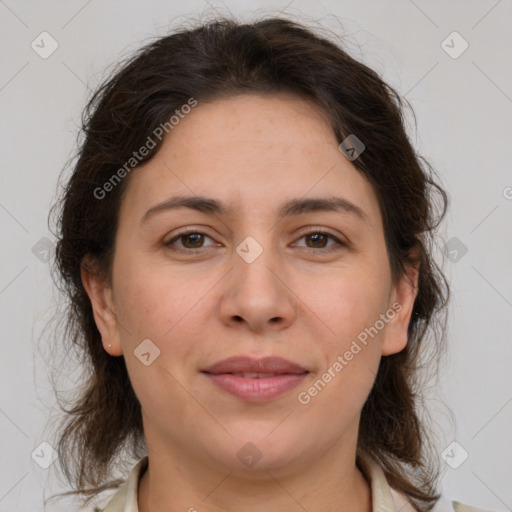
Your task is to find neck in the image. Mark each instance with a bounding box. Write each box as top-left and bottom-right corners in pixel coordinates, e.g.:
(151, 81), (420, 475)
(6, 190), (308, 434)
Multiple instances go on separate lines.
(137, 432), (372, 512)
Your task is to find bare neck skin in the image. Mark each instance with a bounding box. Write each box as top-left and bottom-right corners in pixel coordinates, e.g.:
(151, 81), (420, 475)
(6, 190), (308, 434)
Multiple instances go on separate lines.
(137, 419), (371, 512)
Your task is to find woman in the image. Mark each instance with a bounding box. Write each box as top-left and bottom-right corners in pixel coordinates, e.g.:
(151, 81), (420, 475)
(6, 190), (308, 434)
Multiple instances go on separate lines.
(49, 16), (490, 512)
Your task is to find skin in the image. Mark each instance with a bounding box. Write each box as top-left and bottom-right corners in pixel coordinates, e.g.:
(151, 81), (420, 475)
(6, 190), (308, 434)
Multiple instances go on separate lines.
(82, 93), (418, 512)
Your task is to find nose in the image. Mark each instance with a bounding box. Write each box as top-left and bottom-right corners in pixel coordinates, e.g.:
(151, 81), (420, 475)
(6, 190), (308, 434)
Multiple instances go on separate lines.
(218, 239), (297, 335)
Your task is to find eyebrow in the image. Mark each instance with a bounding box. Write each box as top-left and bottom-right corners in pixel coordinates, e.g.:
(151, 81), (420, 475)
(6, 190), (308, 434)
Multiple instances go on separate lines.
(141, 195), (368, 224)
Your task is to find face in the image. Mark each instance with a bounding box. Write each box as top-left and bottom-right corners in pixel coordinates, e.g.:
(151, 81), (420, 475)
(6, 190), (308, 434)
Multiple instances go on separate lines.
(84, 93), (418, 475)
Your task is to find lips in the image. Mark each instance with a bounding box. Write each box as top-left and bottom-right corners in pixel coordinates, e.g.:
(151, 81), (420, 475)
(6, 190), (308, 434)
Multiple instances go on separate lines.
(202, 355), (308, 375)
(202, 356), (309, 402)
(229, 372), (280, 378)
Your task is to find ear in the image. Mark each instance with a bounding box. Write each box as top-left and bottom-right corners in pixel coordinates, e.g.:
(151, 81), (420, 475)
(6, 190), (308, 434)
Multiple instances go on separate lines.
(81, 256), (123, 356)
(381, 256), (420, 357)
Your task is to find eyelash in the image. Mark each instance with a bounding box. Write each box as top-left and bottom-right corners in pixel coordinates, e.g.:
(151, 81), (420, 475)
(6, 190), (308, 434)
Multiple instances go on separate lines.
(164, 228), (346, 254)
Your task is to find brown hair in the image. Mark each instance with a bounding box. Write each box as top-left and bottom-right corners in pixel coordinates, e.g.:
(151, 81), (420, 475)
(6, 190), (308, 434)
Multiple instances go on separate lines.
(48, 15), (449, 511)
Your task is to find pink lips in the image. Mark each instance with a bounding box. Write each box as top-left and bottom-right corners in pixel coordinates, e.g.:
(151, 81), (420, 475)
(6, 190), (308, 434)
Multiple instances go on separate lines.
(202, 356), (309, 402)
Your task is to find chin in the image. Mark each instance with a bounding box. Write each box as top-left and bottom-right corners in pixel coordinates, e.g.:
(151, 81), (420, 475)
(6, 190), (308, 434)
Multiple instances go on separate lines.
(218, 428), (305, 472)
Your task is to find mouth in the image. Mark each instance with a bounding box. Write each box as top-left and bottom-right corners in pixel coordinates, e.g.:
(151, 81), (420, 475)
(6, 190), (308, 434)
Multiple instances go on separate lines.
(218, 372), (295, 378)
(201, 356), (309, 402)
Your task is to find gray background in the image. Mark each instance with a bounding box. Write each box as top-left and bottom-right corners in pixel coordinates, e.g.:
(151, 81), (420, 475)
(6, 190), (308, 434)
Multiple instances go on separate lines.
(1, 0), (511, 510)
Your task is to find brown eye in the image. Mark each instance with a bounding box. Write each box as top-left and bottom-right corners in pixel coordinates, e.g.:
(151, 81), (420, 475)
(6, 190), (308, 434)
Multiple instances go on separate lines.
(165, 231), (216, 251)
(305, 233), (329, 248)
(293, 230), (345, 252)
(179, 233), (206, 249)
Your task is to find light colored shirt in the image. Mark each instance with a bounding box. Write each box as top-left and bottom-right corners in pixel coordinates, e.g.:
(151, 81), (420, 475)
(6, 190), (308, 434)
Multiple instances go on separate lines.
(101, 455), (491, 512)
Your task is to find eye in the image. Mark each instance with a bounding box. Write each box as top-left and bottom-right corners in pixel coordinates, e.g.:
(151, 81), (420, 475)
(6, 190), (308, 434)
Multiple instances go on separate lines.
(164, 230), (218, 251)
(293, 229), (346, 252)
(164, 228), (346, 253)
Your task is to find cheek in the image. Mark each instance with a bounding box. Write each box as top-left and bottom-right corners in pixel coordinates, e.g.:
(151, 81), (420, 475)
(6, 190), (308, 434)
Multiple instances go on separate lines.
(113, 257), (202, 339)
(296, 281), (385, 422)
(113, 258), (214, 380)
(318, 268), (391, 345)
(114, 265), (206, 421)
(304, 268), (389, 401)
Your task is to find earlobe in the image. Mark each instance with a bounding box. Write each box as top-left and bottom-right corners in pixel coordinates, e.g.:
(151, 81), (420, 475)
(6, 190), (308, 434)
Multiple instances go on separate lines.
(381, 260), (420, 357)
(80, 256), (123, 356)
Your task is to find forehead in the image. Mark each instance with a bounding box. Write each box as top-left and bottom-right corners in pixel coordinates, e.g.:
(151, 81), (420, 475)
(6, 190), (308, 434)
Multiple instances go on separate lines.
(119, 93), (382, 229)
(178, 93), (337, 157)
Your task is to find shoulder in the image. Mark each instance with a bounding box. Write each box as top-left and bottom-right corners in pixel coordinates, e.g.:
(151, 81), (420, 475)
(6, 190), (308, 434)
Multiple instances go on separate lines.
(390, 488), (493, 512)
(390, 487), (496, 512)
(390, 488), (496, 512)
(360, 453), (496, 512)
(451, 502), (496, 512)
(100, 456), (148, 512)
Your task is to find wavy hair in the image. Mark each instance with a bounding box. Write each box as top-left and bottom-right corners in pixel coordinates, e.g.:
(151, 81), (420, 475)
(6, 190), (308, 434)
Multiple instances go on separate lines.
(47, 15), (449, 511)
